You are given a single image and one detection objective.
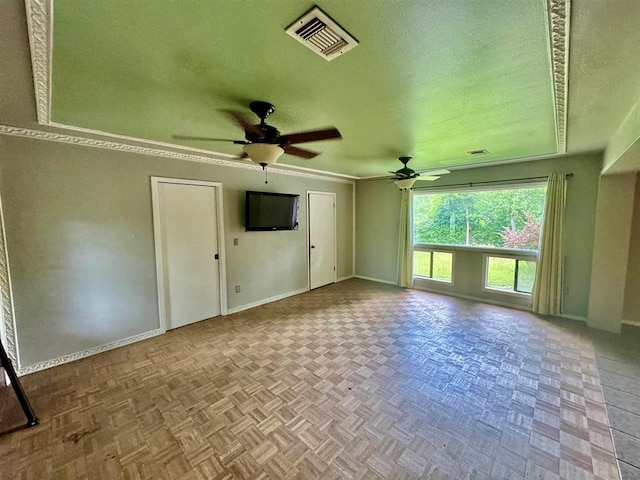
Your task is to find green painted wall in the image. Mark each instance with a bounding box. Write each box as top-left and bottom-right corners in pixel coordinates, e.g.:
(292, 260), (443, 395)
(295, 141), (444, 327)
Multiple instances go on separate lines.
(623, 174), (640, 323)
(356, 153), (603, 318)
(0, 135), (353, 368)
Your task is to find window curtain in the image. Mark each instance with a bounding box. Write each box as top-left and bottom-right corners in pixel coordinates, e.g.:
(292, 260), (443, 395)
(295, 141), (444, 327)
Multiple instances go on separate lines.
(531, 172), (567, 314)
(398, 188), (414, 287)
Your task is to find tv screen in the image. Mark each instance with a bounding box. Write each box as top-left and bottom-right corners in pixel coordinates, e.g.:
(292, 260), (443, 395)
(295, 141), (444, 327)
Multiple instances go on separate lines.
(245, 191), (299, 231)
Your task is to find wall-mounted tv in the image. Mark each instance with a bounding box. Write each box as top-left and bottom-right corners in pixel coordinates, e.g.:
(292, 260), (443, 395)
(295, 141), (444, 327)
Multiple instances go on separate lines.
(245, 191), (300, 231)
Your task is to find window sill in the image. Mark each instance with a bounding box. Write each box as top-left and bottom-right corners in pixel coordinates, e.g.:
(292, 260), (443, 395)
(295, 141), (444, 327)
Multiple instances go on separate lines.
(414, 243), (537, 258)
(482, 286), (531, 298)
(414, 276), (453, 286)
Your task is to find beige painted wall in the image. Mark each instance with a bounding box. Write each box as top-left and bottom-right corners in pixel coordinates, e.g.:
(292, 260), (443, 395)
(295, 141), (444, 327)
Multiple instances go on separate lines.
(355, 181), (401, 283)
(623, 174), (640, 324)
(0, 134), (353, 368)
(587, 173), (637, 332)
(356, 153), (603, 317)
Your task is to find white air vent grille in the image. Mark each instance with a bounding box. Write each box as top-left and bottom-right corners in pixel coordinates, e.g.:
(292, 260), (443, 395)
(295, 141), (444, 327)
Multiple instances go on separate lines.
(286, 7), (358, 61)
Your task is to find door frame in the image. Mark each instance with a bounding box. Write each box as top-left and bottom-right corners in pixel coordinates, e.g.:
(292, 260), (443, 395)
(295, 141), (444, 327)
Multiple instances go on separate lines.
(151, 177), (228, 332)
(306, 191), (337, 291)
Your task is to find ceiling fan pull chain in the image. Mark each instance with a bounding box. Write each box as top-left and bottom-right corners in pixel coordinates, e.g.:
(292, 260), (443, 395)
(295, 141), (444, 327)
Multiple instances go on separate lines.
(264, 167), (269, 184)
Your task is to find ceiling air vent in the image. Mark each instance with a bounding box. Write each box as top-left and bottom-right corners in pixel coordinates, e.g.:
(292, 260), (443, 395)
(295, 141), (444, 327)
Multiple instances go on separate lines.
(468, 149), (490, 156)
(285, 6), (358, 61)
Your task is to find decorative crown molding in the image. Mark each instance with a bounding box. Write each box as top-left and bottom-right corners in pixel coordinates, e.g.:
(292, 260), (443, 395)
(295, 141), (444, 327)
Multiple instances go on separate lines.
(547, 0), (570, 154)
(25, 0), (52, 124)
(0, 124), (354, 184)
(0, 197), (19, 367)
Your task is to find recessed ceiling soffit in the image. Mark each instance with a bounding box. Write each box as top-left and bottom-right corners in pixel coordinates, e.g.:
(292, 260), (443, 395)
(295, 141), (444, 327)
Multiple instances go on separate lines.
(22, 0), (570, 178)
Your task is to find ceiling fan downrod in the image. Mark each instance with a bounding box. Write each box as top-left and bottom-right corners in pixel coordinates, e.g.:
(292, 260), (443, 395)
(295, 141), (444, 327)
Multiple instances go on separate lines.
(399, 156), (412, 167)
(249, 101), (276, 125)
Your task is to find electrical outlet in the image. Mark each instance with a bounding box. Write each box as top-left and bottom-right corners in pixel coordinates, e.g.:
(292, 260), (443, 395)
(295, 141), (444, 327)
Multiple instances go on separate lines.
(235, 285), (240, 293)
(233, 238), (238, 246)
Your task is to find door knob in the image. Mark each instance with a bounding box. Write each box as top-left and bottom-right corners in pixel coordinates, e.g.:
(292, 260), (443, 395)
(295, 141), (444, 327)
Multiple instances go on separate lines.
(310, 245), (316, 249)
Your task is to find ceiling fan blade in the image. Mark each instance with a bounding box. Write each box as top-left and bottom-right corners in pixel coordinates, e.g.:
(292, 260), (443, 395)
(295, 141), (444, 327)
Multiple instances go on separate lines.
(417, 175), (441, 181)
(280, 127), (341, 145)
(415, 168), (450, 176)
(222, 110), (263, 137)
(283, 144), (320, 159)
(172, 135), (248, 144)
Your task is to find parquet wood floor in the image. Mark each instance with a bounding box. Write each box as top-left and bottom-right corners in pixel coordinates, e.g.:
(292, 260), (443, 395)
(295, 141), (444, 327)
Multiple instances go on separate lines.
(0, 279), (620, 479)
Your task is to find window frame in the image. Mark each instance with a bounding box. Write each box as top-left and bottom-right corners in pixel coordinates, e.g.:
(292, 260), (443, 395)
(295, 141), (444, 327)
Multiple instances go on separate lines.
(412, 245), (455, 285)
(482, 252), (538, 297)
(412, 182), (546, 294)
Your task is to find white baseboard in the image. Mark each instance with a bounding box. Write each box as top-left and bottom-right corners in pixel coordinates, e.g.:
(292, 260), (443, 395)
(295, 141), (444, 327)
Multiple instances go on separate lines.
(17, 328), (164, 376)
(16, 288), (311, 376)
(559, 313), (587, 322)
(412, 285), (531, 312)
(336, 275), (354, 282)
(15, 288), (314, 376)
(226, 288), (308, 315)
(413, 285), (588, 321)
(622, 319), (640, 328)
(354, 275), (398, 286)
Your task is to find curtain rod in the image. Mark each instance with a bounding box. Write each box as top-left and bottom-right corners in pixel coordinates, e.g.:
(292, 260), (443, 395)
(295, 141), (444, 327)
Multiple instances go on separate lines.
(412, 173), (573, 191)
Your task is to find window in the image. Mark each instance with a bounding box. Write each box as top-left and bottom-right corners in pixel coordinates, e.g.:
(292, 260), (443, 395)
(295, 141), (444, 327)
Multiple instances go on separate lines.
(413, 185), (546, 250)
(485, 255), (537, 294)
(412, 183), (546, 296)
(413, 249), (453, 283)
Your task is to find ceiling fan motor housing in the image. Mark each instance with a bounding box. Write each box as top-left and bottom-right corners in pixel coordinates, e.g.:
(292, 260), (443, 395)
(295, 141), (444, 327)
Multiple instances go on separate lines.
(246, 124), (281, 144)
(249, 101), (276, 121)
(394, 157), (418, 178)
(396, 168), (418, 178)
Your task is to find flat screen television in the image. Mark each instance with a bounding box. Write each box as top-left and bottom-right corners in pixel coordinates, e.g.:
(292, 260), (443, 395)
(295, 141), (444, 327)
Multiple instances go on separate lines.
(245, 191), (300, 231)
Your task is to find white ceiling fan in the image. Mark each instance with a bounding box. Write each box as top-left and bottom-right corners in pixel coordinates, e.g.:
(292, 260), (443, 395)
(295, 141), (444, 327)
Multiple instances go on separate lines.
(390, 157), (450, 189)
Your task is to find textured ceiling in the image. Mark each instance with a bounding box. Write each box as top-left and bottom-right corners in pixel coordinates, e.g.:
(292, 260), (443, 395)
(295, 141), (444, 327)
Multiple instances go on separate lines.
(566, 1), (640, 155)
(50, 0), (558, 178)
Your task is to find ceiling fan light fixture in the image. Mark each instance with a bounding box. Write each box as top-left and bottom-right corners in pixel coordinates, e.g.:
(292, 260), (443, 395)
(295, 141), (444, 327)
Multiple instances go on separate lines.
(395, 178), (417, 189)
(243, 143), (284, 167)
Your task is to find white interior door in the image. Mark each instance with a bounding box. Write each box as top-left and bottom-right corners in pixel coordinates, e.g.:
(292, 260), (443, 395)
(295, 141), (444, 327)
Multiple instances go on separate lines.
(158, 182), (221, 329)
(308, 191), (336, 290)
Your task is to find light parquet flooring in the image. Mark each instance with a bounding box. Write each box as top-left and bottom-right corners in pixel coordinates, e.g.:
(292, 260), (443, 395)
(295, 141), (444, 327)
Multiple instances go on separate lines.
(0, 279), (620, 479)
